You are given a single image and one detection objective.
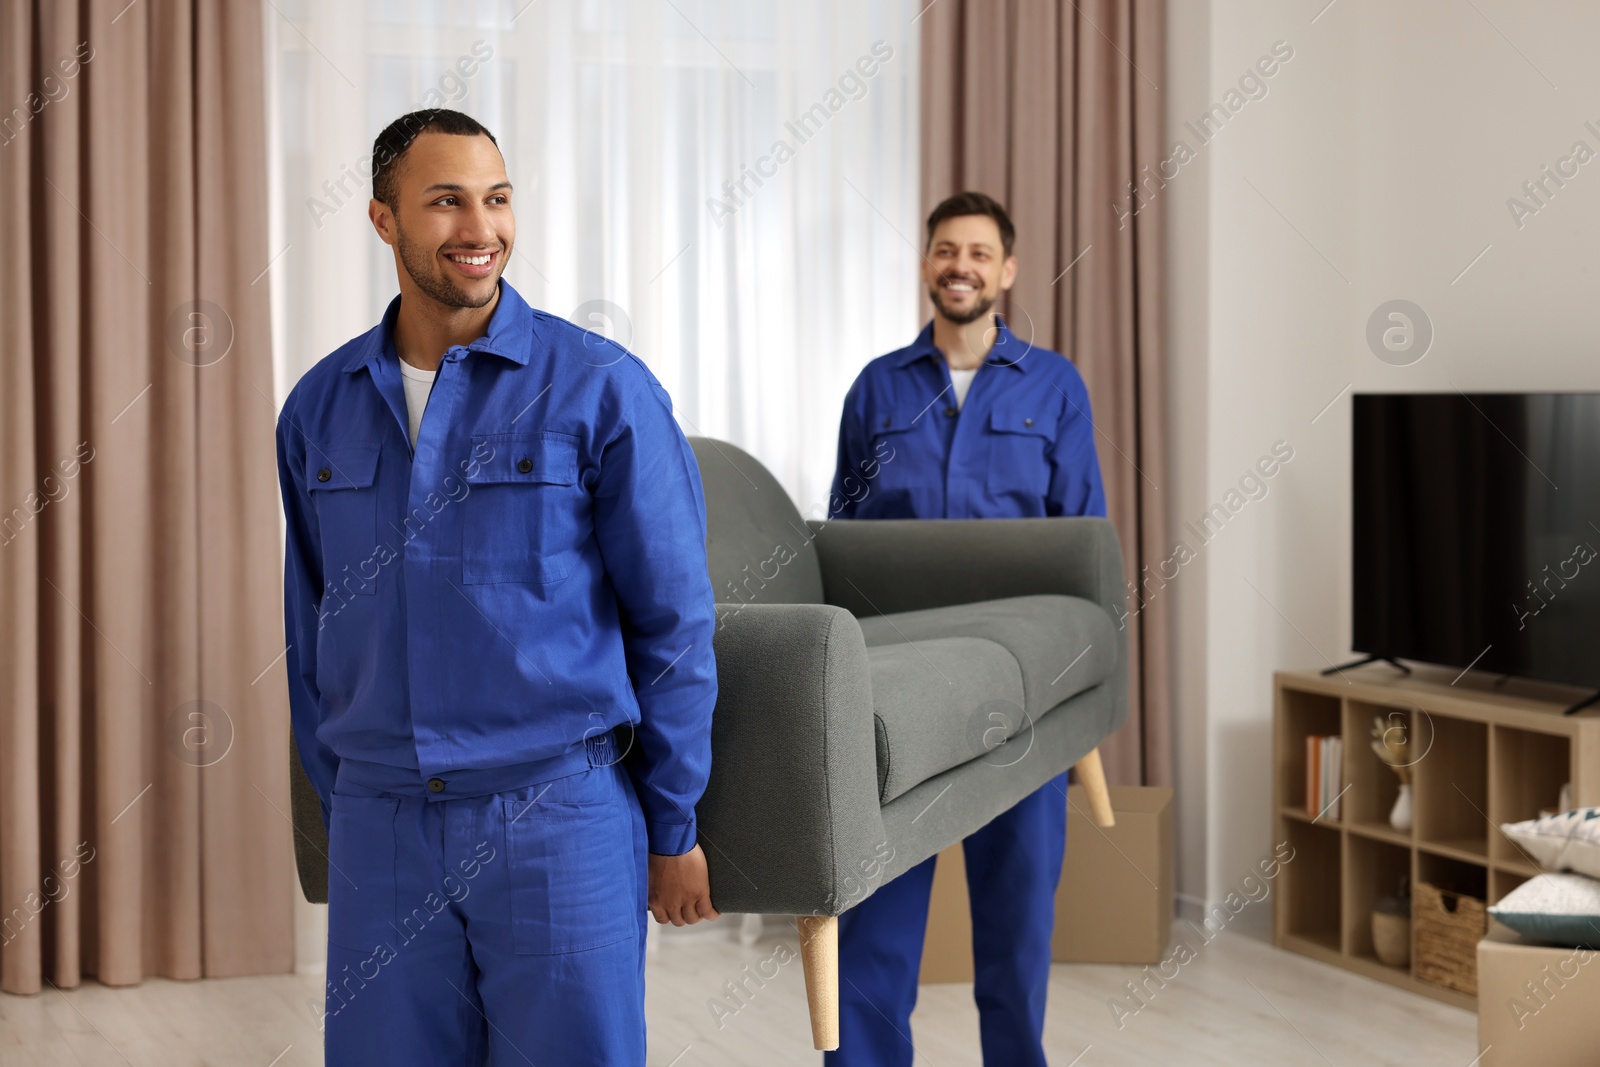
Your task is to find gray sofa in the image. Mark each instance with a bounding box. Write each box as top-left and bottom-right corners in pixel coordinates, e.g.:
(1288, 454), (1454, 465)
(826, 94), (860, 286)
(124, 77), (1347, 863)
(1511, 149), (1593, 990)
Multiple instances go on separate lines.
(687, 436), (1127, 1047)
(288, 435), (1127, 1050)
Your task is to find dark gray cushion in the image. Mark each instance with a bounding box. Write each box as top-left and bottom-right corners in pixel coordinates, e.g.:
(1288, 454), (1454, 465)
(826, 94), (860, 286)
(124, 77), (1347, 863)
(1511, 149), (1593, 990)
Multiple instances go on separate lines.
(868, 637), (1024, 802)
(689, 437), (825, 606)
(858, 594), (1116, 726)
(876, 679), (1120, 884)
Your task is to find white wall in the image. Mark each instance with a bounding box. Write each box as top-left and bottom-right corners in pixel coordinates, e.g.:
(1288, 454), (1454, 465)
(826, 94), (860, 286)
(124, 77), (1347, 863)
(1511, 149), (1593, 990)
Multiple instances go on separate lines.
(1167, 0), (1600, 911)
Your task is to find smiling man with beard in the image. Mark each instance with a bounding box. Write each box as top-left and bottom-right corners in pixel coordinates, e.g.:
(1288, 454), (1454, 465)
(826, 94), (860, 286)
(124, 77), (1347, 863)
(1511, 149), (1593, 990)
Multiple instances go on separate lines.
(826, 192), (1108, 1067)
(275, 109), (719, 1065)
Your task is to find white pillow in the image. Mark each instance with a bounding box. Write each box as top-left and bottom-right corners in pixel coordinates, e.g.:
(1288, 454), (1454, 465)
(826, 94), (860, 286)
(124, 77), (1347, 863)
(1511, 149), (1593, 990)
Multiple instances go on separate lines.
(1501, 807), (1600, 878)
(1488, 873), (1600, 947)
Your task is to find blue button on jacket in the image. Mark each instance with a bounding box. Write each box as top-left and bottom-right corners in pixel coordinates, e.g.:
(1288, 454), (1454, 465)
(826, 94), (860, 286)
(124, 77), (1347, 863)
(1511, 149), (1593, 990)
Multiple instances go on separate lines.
(830, 318), (1108, 521)
(276, 280), (717, 855)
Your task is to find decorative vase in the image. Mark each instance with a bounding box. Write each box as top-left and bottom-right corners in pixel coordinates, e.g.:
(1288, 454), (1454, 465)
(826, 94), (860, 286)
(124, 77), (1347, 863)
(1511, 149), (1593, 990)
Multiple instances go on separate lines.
(1372, 910), (1411, 968)
(1390, 783), (1413, 832)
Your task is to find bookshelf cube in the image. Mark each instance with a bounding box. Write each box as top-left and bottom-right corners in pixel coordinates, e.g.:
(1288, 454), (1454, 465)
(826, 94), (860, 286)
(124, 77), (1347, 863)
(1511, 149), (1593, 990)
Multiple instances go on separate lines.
(1272, 667), (1600, 1009)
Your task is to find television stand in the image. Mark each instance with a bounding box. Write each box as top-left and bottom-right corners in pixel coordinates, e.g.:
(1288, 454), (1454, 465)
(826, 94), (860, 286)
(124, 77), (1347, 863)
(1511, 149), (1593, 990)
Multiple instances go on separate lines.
(1321, 654), (1410, 677)
(1563, 690), (1600, 716)
(1273, 666), (1600, 1009)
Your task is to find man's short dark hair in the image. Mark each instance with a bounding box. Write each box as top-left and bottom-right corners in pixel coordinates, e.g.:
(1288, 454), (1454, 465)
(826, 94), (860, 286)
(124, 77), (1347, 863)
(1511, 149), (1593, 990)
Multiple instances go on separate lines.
(371, 109), (499, 210)
(924, 191), (1016, 258)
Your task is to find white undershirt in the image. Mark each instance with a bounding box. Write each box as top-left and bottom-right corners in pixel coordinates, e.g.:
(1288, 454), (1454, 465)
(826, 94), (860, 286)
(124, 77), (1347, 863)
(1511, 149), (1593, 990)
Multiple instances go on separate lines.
(398, 359), (437, 448)
(950, 367), (979, 410)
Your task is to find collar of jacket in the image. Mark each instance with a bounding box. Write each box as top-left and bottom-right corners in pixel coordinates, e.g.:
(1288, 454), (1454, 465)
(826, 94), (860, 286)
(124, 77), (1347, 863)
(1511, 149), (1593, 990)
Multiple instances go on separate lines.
(893, 313), (1035, 373)
(342, 277), (534, 373)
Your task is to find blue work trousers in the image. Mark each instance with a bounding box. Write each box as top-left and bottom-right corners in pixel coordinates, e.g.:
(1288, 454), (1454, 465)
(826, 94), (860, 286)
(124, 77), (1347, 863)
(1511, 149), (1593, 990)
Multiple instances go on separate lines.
(321, 736), (648, 1066)
(827, 771), (1069, 1067)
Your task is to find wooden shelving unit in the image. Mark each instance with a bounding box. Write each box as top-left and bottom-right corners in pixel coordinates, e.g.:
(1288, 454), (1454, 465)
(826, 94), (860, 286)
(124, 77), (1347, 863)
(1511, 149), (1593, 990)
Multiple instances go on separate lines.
(1272, 666), (1600, 1010)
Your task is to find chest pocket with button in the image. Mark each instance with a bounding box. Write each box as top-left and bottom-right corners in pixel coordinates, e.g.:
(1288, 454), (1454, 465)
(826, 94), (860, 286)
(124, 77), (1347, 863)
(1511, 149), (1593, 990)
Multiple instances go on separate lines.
(863, 400), (934, 494)
(462, 431), (582, 584)
(986, 397), (1058, 499)
(306, 444), (381, 594)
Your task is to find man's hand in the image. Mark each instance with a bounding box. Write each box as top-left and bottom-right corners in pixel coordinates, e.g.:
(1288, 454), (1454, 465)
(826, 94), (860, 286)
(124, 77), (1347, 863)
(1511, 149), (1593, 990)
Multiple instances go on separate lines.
(648, 844), (720, 926)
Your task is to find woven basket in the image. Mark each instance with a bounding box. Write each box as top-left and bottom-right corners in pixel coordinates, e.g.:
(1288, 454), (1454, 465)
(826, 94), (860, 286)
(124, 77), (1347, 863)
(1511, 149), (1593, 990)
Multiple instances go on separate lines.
(1414, 882), (1486, 996)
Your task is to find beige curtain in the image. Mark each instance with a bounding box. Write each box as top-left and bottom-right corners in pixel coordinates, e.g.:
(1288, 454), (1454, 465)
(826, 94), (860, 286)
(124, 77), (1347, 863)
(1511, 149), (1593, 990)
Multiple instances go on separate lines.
(0, 0), (293, 993)
(921, 0), (1171, 787)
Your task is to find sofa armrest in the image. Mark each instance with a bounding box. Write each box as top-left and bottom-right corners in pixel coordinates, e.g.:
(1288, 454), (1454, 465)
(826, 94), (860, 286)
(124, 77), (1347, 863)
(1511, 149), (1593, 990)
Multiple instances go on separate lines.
(289, 731), (330, 904)
(805, 516), (1126, 626)
(697, 601), (885, 917)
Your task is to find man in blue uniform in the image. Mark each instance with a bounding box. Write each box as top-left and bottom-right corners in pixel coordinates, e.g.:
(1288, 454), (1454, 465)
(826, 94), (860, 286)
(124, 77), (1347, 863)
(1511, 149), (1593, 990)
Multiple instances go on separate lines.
(827, 192), (1107, 1066)
(276, 109), (719, 1066)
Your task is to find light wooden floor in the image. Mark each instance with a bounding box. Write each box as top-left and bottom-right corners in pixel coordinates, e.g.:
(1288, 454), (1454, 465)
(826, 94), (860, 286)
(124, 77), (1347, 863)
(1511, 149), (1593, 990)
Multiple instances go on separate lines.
(0, 919), (1477, 1066)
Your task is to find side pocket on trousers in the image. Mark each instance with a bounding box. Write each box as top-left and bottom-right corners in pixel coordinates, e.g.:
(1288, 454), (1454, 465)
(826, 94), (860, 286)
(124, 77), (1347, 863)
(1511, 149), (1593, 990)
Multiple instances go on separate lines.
(326, 794), (400, 952)
(503, 768), (639, 955)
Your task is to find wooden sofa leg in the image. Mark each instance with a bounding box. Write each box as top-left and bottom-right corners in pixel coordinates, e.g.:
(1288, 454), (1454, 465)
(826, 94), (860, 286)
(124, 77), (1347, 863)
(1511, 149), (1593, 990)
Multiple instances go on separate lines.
(796, 915), (839, 1050)
(1075, 746), (1116, 827)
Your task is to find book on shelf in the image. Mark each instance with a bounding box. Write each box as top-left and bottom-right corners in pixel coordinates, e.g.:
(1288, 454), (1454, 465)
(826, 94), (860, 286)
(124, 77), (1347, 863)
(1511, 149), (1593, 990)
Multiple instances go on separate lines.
(1306, 734), (1318, 814)
(1305, 734), (1342, 820)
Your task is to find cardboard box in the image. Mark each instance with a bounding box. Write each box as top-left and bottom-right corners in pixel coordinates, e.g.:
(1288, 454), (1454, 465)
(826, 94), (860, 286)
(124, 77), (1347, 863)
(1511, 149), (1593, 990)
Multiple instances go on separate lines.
(920, 842), (976, 983)
(920, 784), (1174, 983)
(1476, 922), (1600, 1067)
(1053, 785), (1173, 963)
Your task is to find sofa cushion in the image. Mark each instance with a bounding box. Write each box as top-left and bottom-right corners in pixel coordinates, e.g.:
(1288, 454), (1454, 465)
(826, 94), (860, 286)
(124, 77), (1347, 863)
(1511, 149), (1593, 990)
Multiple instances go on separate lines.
(859, 594), (1116, 753)
(868, 637), (1026, 802)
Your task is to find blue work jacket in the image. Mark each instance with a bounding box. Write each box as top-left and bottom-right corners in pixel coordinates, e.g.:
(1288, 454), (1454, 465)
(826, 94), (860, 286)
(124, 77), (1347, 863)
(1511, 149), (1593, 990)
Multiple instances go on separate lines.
(829, 317), (1108, 521)
(276, 280), (717, 855)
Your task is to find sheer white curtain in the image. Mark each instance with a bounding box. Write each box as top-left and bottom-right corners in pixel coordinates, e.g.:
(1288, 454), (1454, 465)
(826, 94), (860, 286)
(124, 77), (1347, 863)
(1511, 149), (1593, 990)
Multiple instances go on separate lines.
(265, 0), (922, 512)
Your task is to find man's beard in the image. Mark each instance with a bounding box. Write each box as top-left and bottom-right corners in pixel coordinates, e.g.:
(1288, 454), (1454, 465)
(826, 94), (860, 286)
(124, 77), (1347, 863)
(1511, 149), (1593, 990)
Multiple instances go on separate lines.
(396, 222), (499, 309)
(928, 283), (996, 326)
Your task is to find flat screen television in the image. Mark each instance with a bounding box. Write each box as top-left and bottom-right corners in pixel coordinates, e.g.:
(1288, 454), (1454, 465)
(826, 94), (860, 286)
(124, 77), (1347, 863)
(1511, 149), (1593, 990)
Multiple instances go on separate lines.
(1352, 392), (1600, 692)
